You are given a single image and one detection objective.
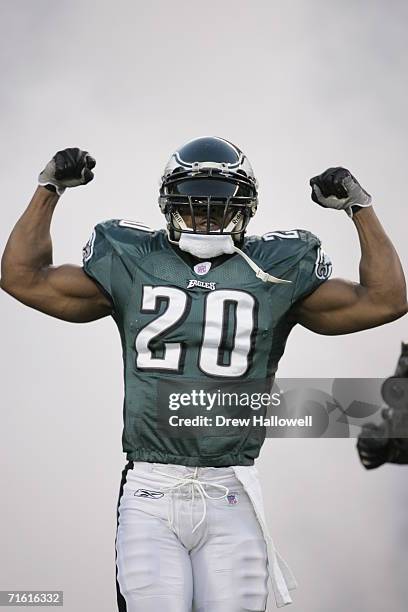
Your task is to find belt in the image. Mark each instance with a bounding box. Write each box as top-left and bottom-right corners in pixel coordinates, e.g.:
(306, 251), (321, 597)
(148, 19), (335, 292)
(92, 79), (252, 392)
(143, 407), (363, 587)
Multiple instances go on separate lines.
(154, 467), (230, 533)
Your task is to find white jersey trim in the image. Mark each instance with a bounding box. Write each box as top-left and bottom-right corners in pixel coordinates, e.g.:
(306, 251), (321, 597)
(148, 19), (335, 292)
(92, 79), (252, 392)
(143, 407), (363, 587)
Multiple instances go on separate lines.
(118, 219), (154, 232)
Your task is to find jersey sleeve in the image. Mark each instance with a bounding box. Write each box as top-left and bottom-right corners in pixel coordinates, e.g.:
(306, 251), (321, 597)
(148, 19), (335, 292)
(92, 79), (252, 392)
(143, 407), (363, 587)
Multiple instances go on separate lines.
(291, 239), (333, 305)
(82, 222), (114, 299)
(82, 219), (147, 315)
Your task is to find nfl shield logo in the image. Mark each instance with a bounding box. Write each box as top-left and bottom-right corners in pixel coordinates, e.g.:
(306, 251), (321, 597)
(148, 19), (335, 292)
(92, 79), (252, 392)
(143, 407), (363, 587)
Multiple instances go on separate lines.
(227, 492), (238, 505)
(194, 261), (212, 276)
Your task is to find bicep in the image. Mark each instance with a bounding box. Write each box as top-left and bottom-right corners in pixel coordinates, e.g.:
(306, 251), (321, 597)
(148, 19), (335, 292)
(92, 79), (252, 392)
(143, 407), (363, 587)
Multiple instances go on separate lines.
(291, 277), (399, 335)
(10, 264), (114, 322)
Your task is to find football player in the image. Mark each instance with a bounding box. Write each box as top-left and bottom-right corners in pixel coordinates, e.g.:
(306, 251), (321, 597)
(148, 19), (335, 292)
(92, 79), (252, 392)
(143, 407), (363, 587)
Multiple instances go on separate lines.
(1, 138), (407, 612)
(357, 342), (408, 469)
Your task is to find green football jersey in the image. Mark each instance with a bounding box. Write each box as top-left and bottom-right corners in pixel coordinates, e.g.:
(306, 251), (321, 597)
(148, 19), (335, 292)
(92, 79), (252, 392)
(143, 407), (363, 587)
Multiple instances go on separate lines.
(82, 220), (332, 466)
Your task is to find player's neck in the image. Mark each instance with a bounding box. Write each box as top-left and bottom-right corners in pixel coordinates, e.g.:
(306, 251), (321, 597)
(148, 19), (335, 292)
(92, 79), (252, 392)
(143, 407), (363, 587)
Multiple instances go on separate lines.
(168, 241), (234, 270)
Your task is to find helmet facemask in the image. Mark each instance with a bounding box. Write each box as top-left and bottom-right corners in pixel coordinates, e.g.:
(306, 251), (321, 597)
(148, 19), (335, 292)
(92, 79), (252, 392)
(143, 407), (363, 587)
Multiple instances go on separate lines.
(159, 168), (258, 246)
(159, 137), (258, 258)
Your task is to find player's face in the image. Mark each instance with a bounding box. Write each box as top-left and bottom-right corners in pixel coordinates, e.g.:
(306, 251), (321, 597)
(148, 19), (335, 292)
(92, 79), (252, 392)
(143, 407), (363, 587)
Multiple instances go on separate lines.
(178, 204), (235, 232)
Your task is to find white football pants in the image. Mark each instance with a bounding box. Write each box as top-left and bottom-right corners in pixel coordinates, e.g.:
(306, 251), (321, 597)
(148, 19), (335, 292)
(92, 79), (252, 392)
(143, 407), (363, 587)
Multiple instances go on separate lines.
(115, 462), (297, 612)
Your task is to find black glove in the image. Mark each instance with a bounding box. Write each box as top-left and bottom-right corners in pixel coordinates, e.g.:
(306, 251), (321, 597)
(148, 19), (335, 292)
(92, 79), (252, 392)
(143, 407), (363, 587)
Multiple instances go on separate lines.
(310, 167), (372, 218)
(357, 408), (408, 469)
(38, 148), (96, 196)
(357, 418), (391, 470)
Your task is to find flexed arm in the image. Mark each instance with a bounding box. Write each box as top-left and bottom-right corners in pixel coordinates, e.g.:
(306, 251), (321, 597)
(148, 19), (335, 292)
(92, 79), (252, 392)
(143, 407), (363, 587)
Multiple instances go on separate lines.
(1, 149), (113, 323)
(291, 168), (407, 335)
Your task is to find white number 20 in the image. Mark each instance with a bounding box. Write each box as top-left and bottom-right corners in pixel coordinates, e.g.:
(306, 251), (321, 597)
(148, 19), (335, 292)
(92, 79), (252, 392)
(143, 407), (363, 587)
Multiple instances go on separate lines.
(135, 286), (256, 377)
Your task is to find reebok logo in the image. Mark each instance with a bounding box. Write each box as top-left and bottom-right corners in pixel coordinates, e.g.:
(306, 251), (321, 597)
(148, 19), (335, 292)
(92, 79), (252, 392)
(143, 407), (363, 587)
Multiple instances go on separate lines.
(134, 489), (164, 499)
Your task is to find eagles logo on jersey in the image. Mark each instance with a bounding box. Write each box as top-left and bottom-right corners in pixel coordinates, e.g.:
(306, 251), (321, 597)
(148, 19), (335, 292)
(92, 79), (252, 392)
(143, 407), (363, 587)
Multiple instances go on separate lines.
(82, 229), (96, 263)
(314, 246), (332, 280)
(82, 219), (332, 467)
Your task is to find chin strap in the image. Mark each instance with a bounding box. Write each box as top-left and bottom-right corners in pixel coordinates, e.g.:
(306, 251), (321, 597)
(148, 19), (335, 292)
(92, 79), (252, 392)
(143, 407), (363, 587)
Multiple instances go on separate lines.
(169, 211), (292, 285)
(232, 245), (292, 284)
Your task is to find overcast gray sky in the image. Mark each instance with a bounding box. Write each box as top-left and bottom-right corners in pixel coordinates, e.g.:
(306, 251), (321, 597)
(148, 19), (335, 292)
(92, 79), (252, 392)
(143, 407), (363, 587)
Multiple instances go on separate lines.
(1, 2), (407, 611)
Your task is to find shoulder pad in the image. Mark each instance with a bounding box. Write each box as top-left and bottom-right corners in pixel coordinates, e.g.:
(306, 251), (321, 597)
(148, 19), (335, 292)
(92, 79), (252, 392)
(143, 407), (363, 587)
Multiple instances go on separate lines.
(97, 218), (154, 240)
(244, 228), (321, 272)
(261, 228), (320, 246)
(83, 219), (166, 265)
(91, 219), (165, 257)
